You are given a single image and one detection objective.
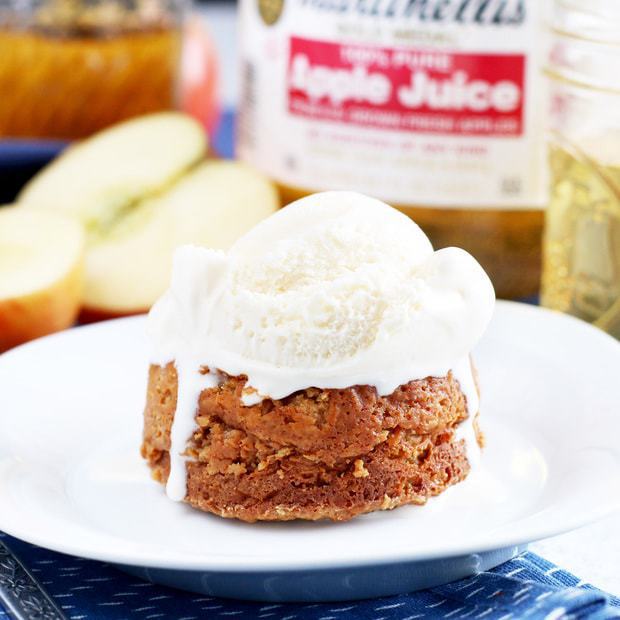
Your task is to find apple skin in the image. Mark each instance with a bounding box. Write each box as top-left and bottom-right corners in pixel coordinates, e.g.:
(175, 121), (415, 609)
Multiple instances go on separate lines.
(78, 306), (142, 324)
(181, 17), (220, 136)
(0, 259), (83, 352)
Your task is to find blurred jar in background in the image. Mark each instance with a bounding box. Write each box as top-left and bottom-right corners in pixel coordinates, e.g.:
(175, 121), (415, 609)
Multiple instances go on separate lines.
(542, 0), (620, 338)
(0, 0), (186, 140)
(238, 0), (548, 299)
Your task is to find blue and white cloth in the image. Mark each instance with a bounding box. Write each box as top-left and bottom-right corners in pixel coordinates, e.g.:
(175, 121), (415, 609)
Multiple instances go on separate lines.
(1, 532), (618, 620)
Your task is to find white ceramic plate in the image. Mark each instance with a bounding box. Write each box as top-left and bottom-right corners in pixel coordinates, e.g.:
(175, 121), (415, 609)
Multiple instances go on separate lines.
(0, 301), (619, 602)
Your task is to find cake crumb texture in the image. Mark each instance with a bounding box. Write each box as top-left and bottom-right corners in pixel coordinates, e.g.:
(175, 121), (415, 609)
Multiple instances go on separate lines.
(142, 363), (481, 522)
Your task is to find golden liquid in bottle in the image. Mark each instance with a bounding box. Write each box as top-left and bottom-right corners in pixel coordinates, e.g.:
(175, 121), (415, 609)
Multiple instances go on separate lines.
(279, 183), (543, 300)
(541, 143), (620, 338)
(0, 26), (180, 140)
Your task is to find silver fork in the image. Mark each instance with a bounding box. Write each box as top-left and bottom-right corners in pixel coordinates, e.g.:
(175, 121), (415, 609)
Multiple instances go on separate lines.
(0, 539), (67, 620)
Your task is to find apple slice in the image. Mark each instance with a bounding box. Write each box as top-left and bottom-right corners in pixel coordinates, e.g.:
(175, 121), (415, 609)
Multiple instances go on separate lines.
(18, 112), (207, 231)
(82, 160), (279, 315)
(0, 207), (84, 352)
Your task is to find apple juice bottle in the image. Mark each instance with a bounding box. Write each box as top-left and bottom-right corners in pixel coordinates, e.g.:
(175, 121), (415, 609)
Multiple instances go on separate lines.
(237, 0), (548, 299)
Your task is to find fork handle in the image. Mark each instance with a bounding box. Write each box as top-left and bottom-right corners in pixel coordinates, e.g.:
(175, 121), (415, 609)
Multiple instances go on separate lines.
(0, 539), (67, 620)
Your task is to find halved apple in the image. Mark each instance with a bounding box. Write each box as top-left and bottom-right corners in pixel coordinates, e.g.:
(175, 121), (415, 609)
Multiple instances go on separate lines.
(83, 160), (279, 314)
(18, 112), (207, 231)
(16, 112), (278, 318)
(0, 207), (84, 352)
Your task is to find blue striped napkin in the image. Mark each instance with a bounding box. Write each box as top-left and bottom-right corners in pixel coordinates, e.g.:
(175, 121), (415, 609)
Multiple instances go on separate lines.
(1, 532), (618, 620)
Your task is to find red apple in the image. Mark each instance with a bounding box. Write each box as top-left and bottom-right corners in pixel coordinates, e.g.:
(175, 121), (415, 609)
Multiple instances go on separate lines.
(181, 17), (220, 136)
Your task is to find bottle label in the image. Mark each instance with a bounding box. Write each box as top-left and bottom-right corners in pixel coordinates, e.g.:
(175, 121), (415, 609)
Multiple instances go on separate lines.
(289, 38), (525, 137)
(239, 0), (547, 209)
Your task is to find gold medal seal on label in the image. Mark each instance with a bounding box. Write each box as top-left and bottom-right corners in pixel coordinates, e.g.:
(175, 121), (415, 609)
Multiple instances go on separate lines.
(258, 0), (283, 25)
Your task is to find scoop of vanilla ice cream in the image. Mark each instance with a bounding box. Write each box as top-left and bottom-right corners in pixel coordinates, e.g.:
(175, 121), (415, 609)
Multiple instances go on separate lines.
(221, 192), (432, 365)
(148, 191), (495, 399)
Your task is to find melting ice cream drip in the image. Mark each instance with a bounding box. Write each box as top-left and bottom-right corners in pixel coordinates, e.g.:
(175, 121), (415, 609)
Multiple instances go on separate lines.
(166, 359), (220, 501)
(451, 356), (482, 468)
